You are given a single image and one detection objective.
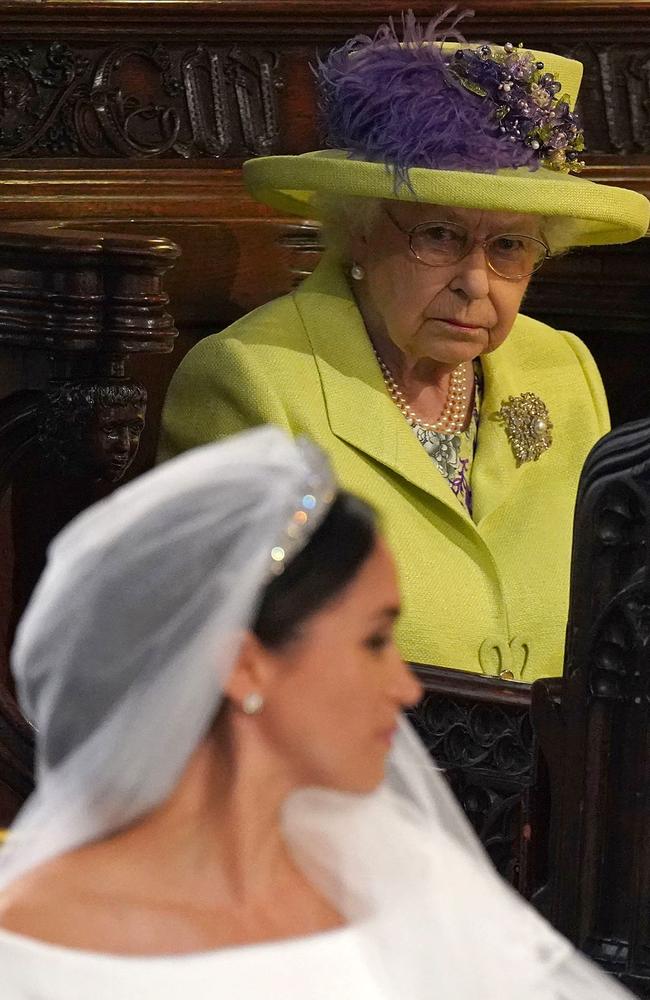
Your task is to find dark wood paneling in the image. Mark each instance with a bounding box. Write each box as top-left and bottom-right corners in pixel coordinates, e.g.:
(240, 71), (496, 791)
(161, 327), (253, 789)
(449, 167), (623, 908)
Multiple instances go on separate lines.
(410, 665), (541, 894)
(0, 17), (648, 166)
(0, 226), (180, 693)
(534, 414), (650, 995)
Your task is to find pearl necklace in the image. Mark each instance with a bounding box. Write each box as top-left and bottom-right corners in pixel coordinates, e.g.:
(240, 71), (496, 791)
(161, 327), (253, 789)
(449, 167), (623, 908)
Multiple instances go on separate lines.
(373, 349), (468, 434)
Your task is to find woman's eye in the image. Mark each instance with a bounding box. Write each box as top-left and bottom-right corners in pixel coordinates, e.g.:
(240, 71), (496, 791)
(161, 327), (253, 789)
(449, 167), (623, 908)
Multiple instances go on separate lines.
(422, 225), (461, 246)
(493, 236), (524, 254)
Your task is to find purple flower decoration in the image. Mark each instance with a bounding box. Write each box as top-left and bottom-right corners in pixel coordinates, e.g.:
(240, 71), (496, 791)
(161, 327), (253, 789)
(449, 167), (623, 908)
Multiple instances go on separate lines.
(316, 9), (585, 185)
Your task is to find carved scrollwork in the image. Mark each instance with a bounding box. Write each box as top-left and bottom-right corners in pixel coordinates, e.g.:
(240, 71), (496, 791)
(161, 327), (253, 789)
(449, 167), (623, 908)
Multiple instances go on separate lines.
(414, 695), (534, 780)
(588, 573), (650, 707)
(82, 45), (182, 158)
(589, 596), (638, 701)
(0, 41), (281, 159)
(572, 440), (650, 703)
(181, 46), (232, 158)
(447, 773), (526, 880)
(0, 43), (89, 156)
(561, 43), (650, 155)
(409, 692), (534, 885)
(227, 45), (281, 156)
(594, 481), (645, 550)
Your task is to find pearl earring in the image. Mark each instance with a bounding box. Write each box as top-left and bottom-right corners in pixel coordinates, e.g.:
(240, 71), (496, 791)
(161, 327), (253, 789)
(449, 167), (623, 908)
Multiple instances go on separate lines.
(350, 262), (365, 281)
(242, 692), (264, 716)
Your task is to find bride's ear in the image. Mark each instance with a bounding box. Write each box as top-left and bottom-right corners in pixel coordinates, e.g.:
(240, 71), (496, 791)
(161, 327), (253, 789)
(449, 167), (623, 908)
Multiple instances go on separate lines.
(223, 632), (274, 708)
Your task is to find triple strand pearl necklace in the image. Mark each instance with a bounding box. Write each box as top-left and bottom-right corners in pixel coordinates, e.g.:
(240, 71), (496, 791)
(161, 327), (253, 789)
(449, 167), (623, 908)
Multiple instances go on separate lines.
(373, 349), (469, 434)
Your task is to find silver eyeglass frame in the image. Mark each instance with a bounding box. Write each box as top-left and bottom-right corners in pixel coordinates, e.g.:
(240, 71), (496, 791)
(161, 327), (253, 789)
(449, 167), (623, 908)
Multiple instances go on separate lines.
(384, 205), (550, 281)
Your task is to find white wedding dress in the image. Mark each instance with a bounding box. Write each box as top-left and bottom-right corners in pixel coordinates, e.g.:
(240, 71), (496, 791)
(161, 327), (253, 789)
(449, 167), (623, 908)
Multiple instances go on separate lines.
(0, 922), (388, 1000)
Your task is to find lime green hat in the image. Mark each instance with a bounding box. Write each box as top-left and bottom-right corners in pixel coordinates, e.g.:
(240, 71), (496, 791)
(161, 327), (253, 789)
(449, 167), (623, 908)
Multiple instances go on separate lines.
(245, 24), (649, 248)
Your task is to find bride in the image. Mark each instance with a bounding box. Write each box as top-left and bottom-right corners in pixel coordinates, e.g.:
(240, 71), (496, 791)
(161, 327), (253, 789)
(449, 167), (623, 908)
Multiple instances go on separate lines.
(0, 427), (628, 998)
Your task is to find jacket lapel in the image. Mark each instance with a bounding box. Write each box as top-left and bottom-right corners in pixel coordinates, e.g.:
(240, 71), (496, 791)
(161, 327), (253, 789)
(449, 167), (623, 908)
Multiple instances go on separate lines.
(471, 326), (528, 527)
(294, 255), (474, 526)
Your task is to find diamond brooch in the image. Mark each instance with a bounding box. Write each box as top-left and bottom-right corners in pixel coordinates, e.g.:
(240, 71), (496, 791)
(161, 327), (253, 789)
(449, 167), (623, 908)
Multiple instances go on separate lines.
(497, 392), (553, 465)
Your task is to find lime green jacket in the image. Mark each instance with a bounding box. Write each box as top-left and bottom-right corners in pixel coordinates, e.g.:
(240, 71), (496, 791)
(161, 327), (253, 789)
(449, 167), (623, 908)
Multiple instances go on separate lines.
(160, 255), (609, 682)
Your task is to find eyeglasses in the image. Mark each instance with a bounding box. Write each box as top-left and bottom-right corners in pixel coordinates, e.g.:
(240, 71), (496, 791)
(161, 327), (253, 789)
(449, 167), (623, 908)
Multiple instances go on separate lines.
(384, 206), (549, 281)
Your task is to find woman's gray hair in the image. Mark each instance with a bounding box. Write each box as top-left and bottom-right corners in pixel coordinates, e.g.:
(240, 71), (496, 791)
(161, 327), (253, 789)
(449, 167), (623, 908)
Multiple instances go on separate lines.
(313, 194), (383, 258)
(315, 193), (573, 259)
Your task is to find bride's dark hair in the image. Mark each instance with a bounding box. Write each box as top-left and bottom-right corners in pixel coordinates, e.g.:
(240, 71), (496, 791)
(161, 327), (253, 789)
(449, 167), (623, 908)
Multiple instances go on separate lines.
(253, 492), (376, 648)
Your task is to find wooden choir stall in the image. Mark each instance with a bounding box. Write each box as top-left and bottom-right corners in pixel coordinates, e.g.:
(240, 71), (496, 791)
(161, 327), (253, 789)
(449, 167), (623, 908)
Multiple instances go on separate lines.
(0, 1), (648, 994)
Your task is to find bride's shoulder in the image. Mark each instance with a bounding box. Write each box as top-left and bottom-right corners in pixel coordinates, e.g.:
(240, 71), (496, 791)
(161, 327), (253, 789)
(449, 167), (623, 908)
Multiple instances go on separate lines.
(0, 846), (117, 948)
(0, 859), (74, 939)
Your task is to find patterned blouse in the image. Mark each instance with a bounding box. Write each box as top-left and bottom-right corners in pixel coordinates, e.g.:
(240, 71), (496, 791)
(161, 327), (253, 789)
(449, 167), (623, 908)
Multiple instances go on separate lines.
(411, 363), (482, 518)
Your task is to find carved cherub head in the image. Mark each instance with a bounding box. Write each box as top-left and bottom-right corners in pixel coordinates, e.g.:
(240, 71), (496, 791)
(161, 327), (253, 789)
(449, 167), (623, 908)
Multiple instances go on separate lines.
(40, 380), (147, 483)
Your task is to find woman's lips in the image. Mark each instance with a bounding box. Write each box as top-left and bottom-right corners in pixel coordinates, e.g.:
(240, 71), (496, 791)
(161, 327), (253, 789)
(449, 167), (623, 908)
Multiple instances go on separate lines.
(436, 318), (485, 330)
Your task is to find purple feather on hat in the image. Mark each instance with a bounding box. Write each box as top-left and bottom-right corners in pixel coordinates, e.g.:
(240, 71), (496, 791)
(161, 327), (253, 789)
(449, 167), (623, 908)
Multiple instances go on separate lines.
(316, 8), (540, 184)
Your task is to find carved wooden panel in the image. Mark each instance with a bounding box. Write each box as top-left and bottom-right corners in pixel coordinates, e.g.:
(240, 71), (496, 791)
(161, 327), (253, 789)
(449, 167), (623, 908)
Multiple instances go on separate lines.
(0, 42), (284, 161)
(0, 36), (649, 164)
(409, 665), (543, 895)
(533, 416), (650, 996)
(0, 226), (180, 693)
(0, 4), (648, 169)
(569, 43), (650, 156)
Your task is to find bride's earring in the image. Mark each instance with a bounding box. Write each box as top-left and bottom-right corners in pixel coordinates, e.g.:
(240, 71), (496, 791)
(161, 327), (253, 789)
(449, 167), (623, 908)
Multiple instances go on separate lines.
(350, 262), (365, 281)
(242, 691), (264, 716)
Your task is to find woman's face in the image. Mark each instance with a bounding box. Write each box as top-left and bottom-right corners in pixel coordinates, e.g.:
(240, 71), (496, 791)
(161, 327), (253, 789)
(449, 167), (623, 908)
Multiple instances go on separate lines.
(254, 538), (422, 794)
(352, 201), (543, 365)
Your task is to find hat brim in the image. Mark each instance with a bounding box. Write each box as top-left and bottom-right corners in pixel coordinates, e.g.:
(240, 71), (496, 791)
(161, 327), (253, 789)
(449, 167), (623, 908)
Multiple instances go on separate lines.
(244, 150), (649, 248)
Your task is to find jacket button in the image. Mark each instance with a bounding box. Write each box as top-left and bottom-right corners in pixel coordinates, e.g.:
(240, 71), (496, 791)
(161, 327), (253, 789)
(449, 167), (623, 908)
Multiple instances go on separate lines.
(479, 636), (530, 679)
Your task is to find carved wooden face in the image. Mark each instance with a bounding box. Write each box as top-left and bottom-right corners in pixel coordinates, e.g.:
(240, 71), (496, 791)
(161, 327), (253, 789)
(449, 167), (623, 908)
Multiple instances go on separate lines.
(85, 402), (146, 483)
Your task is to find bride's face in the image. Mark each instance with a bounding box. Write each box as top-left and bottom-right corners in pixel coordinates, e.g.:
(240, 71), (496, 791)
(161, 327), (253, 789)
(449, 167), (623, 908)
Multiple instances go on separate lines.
(257, 538), (422, 793)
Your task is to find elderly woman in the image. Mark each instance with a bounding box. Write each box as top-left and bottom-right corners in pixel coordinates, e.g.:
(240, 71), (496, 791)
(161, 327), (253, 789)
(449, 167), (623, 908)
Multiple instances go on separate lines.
(0, 428), (631, 998)
(159, 15), (649, 682)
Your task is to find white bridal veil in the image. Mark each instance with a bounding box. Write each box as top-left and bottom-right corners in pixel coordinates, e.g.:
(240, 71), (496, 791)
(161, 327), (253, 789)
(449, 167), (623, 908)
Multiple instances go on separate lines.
(0, 426), (629, 999)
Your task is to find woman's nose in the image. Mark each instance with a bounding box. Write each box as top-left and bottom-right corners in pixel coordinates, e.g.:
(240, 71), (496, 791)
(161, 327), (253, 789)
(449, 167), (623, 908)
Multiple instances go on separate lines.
(113, 428), (130, 453)
(387, 652), (423, 709)
(448, 244), (491, 299)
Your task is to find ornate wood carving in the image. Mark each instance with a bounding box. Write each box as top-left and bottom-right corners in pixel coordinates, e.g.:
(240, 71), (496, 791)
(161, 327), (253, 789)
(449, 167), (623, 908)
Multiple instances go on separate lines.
(0, 227), (178, 487)
(0, 226), (179, 705)
(0, 10), (647, 164)
(409, 665), (540, 894)
(38, 380), (147, 483)
(557, 43), (650, 156)
(0, 41), (281, 160)
(0, 36), (648, 161)
(0, 228), (178, 357)
(533, 417), (650, 995)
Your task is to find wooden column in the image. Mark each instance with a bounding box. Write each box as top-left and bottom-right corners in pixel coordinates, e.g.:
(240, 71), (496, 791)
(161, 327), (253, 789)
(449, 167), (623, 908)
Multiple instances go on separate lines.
(534, 416), (650, 995)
